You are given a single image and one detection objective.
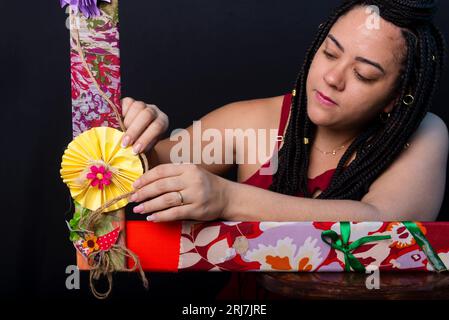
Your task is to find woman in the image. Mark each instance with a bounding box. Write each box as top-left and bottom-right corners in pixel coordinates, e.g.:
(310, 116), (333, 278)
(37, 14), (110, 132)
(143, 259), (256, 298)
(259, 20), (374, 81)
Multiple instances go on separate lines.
(120, 0), (448, 224)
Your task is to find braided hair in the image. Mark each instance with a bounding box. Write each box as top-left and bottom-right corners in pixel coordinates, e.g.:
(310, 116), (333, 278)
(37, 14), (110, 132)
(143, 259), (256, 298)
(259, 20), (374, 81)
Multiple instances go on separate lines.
(269, 0), (446, 200)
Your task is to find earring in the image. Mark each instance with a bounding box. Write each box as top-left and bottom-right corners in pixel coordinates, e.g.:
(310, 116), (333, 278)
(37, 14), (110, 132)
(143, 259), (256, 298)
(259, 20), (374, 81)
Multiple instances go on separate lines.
(403, 94), (414, 106)
(379, 112), (391, 123)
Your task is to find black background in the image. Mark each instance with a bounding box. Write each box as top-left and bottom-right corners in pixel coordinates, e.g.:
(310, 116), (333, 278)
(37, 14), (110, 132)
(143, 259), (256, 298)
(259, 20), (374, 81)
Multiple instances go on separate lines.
(0, 0), (448, 307)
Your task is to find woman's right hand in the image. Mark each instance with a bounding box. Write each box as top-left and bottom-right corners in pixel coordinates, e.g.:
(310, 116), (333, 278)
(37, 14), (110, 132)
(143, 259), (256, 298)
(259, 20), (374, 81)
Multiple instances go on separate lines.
(120, 97), (169, 155)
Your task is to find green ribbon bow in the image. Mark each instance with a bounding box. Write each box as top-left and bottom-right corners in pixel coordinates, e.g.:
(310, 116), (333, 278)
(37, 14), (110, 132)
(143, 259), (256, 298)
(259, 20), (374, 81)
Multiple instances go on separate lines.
(321, 221), (447, 272)
(321, 222), (391, 272)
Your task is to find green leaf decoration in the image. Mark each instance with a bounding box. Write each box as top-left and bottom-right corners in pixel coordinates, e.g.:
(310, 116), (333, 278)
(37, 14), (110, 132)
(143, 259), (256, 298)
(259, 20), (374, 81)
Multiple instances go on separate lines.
(74, 201), (91, 229)
(67, 201), (92, 241)
(95, 210), (120, 237)
(69, 231), (81, 242)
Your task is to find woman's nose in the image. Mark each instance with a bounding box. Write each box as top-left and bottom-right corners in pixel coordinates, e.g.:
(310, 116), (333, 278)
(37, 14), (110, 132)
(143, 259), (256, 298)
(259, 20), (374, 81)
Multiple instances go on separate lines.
(323, 66), (345, 91)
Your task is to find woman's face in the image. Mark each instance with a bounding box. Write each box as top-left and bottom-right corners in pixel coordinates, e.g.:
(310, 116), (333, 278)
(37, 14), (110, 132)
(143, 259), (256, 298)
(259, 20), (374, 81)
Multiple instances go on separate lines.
(306, 6), (406, 132)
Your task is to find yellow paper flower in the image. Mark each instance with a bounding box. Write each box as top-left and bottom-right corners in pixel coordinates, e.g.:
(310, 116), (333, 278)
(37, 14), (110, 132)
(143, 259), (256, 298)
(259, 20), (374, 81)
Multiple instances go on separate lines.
(60, 127), (143, 212)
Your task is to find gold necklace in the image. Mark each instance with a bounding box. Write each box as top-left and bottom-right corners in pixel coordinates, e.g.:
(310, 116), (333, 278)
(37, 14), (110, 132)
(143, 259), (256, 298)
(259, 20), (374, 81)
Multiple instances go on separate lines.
(313, 136), (356, 156)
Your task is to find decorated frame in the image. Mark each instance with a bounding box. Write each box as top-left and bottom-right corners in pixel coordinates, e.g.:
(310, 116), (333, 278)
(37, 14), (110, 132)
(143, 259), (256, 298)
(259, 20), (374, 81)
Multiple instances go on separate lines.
(59, 1), (449, 299)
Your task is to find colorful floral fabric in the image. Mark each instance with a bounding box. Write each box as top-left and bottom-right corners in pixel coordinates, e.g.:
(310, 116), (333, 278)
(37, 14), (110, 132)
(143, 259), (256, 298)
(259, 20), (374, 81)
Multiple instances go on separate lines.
(69, 1), (121, 137)
(171, 221), (449, 272)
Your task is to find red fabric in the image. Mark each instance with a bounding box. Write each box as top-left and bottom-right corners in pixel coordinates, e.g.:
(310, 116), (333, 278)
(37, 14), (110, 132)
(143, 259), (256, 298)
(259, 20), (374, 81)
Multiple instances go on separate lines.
(217, 93), (337, 300)
(126, 221), (182, 272)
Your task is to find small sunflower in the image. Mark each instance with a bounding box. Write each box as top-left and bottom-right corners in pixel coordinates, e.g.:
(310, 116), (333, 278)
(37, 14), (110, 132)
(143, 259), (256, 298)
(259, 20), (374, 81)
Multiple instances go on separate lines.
(82, 234), (100, 254)
(60, 127), (143, 212)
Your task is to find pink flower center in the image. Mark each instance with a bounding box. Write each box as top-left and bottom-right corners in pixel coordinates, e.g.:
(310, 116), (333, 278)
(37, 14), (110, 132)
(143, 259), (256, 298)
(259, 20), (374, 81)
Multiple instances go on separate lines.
(86, 165), (113, 190)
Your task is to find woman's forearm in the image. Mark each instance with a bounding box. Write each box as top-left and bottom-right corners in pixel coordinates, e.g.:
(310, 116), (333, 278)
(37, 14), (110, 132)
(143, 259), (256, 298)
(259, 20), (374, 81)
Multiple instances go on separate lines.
(221, 179), (383, 222)
(145, 138), (175, 168)
(146, 146), (161, 168)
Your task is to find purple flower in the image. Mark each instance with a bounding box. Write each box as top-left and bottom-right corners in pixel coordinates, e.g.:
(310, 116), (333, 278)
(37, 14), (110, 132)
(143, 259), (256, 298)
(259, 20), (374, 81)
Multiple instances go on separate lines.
(60, 0), (111, 18)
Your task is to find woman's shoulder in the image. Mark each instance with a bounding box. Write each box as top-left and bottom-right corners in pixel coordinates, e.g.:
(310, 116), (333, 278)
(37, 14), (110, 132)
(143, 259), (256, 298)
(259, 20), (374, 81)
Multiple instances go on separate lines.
(362, 112), (448, 220)
(413, 112), (449, 148)
(423, 112), (448, 130)
(204, 94), (287, 131)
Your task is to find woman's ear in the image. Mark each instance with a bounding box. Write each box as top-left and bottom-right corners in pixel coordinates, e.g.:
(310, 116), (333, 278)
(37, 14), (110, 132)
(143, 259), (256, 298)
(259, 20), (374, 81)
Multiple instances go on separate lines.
(383, 101), (395, 113)
(383, 93), (399, 113)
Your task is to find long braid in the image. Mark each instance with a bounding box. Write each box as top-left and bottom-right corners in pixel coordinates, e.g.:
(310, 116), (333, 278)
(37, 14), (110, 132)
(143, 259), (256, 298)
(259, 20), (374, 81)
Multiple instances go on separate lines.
(269, 0), (446, 202)
(271, 0), (359, 197)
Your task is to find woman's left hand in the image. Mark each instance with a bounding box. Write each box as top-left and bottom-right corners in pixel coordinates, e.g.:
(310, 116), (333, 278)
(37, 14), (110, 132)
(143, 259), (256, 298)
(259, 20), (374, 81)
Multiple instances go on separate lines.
(129, 163), (229, 222)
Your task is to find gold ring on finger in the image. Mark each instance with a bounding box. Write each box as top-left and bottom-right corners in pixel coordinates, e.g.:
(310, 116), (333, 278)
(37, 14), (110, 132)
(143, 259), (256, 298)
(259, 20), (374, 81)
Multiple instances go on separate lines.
(177, 191), (184, 206)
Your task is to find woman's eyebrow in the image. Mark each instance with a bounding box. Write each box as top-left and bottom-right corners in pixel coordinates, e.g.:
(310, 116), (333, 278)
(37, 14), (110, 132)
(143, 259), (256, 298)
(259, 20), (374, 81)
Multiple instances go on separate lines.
(355, 57), (386, 74)
(327, 33), (386, 74)
(328, 34), (345, 52)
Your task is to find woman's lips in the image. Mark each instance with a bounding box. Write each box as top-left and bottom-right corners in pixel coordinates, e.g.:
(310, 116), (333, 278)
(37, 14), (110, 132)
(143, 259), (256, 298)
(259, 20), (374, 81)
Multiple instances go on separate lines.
(315, 90), (338, 107)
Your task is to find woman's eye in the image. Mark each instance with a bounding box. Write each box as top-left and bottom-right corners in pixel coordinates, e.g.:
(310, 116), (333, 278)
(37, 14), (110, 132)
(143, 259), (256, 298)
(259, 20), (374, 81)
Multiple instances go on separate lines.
(354, 70), (374, 83)
(323, 50), (336, 59)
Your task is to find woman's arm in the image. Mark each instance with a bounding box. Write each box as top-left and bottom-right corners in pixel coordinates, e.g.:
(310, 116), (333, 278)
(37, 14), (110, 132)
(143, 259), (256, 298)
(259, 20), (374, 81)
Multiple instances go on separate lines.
(121, 96), (242, 176)
(222, 181), (381, 221)
(222, 112), (449, 222)
(138, 95), (283, 176)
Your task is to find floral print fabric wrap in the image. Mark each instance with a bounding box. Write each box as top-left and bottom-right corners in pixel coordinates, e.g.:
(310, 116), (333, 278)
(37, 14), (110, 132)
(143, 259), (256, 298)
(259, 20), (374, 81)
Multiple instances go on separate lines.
(69, 0), (121, 138)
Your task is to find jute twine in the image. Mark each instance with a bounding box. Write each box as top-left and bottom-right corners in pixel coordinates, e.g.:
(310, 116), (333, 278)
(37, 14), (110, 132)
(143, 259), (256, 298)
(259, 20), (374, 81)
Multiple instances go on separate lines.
(88, 245), (149, 300)
(79, 190), (149, 300)
(70, 9), (151, 299)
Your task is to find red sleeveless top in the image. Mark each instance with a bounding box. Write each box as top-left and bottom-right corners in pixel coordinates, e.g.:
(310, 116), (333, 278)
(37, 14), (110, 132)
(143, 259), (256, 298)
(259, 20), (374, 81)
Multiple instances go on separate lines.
(241, 92), (336, 194)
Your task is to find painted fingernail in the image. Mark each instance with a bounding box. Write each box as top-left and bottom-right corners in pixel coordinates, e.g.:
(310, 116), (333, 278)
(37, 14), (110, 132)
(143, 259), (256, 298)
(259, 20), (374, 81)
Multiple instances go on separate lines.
(133, 179), (140, 189)
(146, 215), (155, 222)
(121, 136), (130, 148)
(133, 204), (144, 213)
(133, 143), (142, 155)
(129, 194), (138, 202)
